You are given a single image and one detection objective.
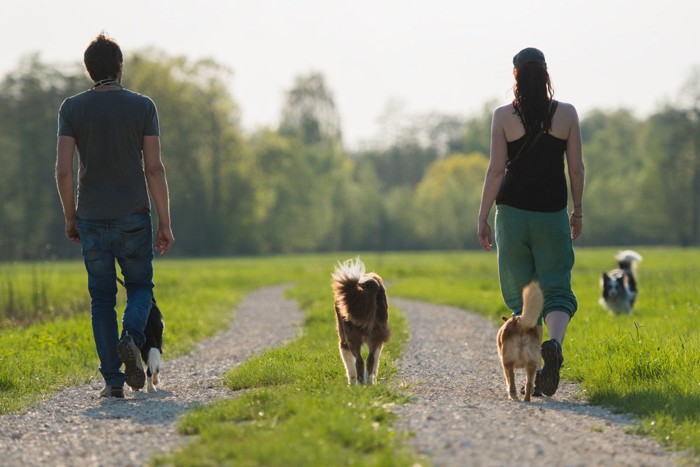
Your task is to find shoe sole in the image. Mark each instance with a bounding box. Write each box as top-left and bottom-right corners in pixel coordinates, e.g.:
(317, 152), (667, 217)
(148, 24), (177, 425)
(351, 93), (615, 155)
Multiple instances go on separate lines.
(539, 342), (563, 397)
(99, 386), (125, 398)
(117, 339), (146, 390)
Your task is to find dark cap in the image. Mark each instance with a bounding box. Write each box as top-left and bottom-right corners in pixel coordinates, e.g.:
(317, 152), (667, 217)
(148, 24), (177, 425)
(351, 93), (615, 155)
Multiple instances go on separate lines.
(513, 47), (546, 68)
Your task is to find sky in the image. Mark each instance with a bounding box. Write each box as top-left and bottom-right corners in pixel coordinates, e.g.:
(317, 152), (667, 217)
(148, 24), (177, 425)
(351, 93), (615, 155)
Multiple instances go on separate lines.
(3, 0), (699, 149)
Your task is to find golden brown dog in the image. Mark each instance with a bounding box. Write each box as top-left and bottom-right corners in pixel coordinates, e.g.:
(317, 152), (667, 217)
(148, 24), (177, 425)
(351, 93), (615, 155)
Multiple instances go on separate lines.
(332, 257), (390, 385)
(496, 281), (544, 402)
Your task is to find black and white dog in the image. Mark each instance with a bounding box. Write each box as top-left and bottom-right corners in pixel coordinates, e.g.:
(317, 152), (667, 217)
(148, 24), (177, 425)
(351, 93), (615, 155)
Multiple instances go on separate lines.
(141, 297), (164, 392)
(117, 277), (164, 392)
(599, 250), (643, 314)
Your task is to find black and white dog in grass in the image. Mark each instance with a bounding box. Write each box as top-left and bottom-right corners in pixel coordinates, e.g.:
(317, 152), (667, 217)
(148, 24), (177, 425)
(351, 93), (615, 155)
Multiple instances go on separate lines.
(600, 250), (643, 314)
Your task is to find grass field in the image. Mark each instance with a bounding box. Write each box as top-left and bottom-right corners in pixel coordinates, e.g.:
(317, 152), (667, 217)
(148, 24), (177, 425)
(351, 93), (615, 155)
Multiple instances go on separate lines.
(1, 248), (698, 464)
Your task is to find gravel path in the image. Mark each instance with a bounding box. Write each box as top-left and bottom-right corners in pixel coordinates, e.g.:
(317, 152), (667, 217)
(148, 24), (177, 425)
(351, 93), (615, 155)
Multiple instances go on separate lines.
(0, 286), (688, 466)
(392, 297), (684, 466)
(0, 285), (302, 467)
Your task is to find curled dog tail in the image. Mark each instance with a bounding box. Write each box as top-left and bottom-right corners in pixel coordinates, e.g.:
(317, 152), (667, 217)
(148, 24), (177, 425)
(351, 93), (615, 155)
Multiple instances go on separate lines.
(519, 281), (544, 330)
(331, 257), (366, 285)
(332, 257), (366, 322)
(332, 257), (387, 328)
(616, 250), (642, 273)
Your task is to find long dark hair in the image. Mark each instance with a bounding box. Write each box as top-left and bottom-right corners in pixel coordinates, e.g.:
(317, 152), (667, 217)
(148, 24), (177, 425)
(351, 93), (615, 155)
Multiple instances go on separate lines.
(512, 62), (554, 134)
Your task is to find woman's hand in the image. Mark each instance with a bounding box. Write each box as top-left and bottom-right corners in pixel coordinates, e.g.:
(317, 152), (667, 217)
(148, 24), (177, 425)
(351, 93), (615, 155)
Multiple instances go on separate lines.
(478, 219), (494, 251)
(569, 214), (582, 240)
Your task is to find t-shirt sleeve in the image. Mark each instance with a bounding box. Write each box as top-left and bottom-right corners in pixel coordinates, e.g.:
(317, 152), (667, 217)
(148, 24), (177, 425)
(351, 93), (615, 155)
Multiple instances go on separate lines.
(57, 100), (75, 137)
(144, 98), (160, 136)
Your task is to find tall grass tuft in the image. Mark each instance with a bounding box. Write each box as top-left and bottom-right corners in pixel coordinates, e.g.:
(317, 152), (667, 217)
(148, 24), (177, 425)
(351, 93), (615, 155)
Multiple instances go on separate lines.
(0, 262), (89, 328)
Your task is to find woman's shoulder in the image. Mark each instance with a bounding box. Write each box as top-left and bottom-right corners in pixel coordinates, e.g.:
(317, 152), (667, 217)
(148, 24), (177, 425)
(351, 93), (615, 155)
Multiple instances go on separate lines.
(494, 102), (516, 115)
(554, 100), (579, 118)
(550, 101), (580, 139)
(493, 103), (519, 125)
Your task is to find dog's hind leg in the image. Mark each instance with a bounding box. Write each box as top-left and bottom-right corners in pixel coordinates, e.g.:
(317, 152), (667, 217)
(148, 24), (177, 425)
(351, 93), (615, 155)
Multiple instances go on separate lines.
(354, 348), (366, 384)
(146, 371), (155, 393)
(523, 362), (537, 402)
(339, 344), (358, 384)
(503, 363), (518, 401)
(146, 348), (162, 392)
(366, 342), (383, 385)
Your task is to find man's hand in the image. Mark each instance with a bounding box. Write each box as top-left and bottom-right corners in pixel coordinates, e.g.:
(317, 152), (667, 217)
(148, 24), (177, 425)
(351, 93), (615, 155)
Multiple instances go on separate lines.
(155, 226), (174, 255)
(65, 218), (80, 243)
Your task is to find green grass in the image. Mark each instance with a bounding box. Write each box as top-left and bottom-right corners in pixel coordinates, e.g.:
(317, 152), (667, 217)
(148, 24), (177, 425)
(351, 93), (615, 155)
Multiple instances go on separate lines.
(0, 262), (89, 326)
(380, 248), (700, 459)
(0, 256), (317, 413)
(156, 280), (418, 466)
(1, 249), (699, 463)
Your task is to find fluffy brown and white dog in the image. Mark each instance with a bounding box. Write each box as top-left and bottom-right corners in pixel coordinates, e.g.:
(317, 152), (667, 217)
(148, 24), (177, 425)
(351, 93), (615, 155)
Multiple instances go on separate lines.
(600, 250), (642, 314)
(332, 258), (390, 385)
(496, 281), (544, 402)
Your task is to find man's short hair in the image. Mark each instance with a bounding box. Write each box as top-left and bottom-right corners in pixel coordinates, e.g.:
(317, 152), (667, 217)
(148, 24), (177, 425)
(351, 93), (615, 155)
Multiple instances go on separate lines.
(84, 33), (123, 82)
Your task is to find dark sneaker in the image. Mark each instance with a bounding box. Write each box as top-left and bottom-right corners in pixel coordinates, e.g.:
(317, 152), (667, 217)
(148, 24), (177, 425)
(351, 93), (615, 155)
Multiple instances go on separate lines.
(117, 335), (146, 390)
(99, 385), (124, 398)
(539, 339), (564, 396)
(520, 370), (543, 397)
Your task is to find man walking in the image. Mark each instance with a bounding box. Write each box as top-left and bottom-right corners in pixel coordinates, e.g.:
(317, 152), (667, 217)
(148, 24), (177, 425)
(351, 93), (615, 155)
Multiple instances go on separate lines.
(55, 33), (174, 398)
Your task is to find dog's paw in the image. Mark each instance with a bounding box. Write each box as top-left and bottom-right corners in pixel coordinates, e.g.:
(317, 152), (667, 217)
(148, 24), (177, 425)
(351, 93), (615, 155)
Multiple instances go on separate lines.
(146, 376), (158, 393)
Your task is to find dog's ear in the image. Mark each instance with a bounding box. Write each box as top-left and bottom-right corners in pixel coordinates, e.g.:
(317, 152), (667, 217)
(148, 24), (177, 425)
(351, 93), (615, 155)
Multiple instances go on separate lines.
(602, 272), (611, 284)
(501, 316), (509, 322)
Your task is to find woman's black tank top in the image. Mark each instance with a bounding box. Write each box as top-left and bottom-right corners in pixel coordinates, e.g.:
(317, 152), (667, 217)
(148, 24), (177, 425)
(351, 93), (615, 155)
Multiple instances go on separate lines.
(496, 102), (568, 212)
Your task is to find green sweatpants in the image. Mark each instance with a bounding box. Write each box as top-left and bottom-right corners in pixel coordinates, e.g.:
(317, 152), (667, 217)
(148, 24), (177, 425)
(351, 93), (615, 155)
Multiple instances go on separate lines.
(495, 204), (578, 323)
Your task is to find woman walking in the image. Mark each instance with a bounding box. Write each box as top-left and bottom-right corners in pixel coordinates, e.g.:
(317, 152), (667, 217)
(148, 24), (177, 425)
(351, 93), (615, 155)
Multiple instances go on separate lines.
(477, 47), (585, 397)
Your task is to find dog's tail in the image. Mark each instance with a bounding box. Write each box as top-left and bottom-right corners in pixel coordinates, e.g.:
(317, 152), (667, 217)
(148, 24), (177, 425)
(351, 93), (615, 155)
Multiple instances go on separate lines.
(332, 257), (388, 327)
(332, 257), (365, 322)
(519, 281), (544, 330)
(616, 250), (642, 273)
(331, 257), (366, 284)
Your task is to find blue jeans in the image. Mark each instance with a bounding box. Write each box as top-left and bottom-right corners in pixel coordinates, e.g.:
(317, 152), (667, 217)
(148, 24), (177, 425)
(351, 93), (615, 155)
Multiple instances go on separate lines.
(77, 213), (154, 386)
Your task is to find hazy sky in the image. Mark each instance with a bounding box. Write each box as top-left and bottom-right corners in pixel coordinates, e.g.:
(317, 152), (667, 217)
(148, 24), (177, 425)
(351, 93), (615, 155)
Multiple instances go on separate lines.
(3, 0), (699, 148)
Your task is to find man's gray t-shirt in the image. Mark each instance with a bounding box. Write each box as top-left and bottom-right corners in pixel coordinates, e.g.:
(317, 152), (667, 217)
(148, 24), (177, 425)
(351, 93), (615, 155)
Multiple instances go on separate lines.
(57, 87), (160, 219)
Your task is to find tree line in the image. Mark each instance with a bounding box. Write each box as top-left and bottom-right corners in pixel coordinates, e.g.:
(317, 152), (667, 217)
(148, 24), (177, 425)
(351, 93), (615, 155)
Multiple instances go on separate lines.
(0, 51), (698, 260)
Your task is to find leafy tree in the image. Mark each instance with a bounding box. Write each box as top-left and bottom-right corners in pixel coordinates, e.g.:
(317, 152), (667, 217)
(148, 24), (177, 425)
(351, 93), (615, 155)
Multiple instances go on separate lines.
(0, 54), (88, 259)
(414, 153), (488, 248)
(354, 143), (438, 192)
(248, 129), (347, 253)
(460, 100), (496, 156)
(125, 51), (249, 255)
(331, 160), (385, 251)
(279, 72), (342, 146)
(579, 109), (645, 245)
(381, 187), (421, 250)
(679, 66), (700, 244)
(638, 107), (697, 245)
